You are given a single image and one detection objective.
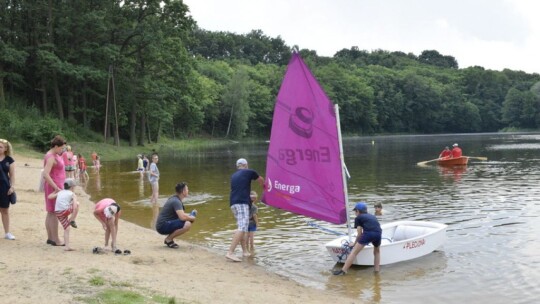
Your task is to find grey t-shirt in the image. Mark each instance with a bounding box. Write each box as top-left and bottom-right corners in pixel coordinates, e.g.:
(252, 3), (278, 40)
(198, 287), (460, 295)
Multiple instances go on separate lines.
(149, 163), (159, 183)
(249, 204), (258, 226)
(156, 195), (184, 230)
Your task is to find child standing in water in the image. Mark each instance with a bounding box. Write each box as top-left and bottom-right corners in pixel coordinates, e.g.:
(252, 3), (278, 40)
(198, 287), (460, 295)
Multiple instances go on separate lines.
(333, 202), (381, 275)
(374, 202), (383, 216)
(94, 155), (101, 174)
(246, 191), (259, 254)
(78, 154), (89, 182)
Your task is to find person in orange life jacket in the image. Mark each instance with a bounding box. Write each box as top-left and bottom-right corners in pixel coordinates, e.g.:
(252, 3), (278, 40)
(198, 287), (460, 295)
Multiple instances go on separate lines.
(451, 143), (462, 158)
(439, 146), (452, 159)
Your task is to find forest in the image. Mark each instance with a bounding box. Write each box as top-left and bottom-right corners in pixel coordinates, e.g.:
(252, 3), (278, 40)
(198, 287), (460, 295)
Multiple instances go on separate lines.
(2, 0), (540, 149)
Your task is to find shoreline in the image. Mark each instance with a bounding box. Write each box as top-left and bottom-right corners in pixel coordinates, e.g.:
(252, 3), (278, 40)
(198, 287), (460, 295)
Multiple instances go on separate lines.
(1, 154), (353, 303)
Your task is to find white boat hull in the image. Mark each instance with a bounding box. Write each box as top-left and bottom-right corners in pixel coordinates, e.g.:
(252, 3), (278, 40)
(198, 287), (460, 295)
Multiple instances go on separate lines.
(325, 221), (447, 265)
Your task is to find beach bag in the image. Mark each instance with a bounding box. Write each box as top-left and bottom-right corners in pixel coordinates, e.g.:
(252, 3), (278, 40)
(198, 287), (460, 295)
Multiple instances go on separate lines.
(9, 191), (16, 204)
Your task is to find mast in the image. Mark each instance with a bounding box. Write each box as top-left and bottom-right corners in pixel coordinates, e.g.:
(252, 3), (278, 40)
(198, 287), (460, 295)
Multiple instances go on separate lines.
(335, 104), (353, 240)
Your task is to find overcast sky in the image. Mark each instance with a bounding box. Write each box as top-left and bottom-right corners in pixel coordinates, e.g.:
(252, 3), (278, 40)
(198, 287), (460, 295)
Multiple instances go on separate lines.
(184, 0), (540, 74)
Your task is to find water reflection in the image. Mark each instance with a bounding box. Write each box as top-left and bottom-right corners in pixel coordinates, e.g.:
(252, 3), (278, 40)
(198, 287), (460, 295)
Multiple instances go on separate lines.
(437, 165), (467, 182)
(94, 171), (101, 193)
(85, 133), (540, 303)
(151, 203), (159, 230)
(326, 250), (448, 302)
(326, 270), (382, 303)
(138, 175), (144, 198)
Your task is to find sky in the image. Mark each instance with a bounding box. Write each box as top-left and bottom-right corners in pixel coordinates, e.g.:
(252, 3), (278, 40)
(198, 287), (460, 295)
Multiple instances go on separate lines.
(183, 0), (540, 74)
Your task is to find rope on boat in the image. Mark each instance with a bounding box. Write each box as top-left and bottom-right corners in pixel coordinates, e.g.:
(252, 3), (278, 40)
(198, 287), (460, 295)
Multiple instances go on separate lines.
(337, 240), (352, 262)
(306, 221), (348, 236)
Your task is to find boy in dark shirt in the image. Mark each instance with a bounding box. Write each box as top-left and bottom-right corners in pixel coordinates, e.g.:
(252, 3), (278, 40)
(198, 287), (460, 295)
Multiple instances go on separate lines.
(333, 202), (381, 275)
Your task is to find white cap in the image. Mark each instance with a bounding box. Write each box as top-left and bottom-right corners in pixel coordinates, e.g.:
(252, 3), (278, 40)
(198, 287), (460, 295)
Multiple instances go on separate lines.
(453, 143), (458, 147)
(104, 204), (119, 218)
(64, 178), (77, 189)
(236, 158), (248, 167)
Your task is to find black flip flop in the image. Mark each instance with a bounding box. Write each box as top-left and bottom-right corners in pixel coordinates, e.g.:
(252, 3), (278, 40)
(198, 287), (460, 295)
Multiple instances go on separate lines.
(114, 249), (122, 255)
(164, 239), (179, 249)
(123, 249), (131, 255)
(47, 239), (65, 246)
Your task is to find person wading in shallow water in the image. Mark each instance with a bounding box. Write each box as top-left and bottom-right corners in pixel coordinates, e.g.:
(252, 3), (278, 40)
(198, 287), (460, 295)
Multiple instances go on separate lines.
(226, 158), (264, 262)
(333, 202), (382, 275)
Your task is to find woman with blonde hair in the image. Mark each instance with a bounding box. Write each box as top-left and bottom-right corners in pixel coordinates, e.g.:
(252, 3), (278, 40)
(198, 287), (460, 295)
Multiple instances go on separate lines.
(0, 138), (16, 240)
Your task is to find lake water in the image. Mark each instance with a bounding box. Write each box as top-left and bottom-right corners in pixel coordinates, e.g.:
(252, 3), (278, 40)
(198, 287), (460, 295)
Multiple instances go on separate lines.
(85, 133), (540, 303)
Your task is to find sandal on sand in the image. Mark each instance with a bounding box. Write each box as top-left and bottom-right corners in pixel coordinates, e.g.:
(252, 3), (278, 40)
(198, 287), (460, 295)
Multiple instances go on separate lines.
(46, 239), (56, 245)
(123, 249), (131, 255)
(93, 247), (105, 254)
(164, 239), (179, 249)
(70, 221), (77, 228)
(332, 270), (347, 276)
(114, 249), (122, 255)
(47, 240), (65, 246)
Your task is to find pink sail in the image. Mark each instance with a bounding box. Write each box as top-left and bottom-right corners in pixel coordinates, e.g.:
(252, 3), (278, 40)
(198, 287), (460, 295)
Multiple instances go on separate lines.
(263, 53), (347, 224)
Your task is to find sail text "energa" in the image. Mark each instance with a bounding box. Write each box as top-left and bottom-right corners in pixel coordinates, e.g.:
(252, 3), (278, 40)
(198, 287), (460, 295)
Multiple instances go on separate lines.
(279, 146), (330, 165)
(274, 180), (301, 194)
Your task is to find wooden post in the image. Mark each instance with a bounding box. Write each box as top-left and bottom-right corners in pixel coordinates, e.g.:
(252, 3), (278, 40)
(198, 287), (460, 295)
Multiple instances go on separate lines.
(104, 65), (111, 143)
(111, 65), (120, 147)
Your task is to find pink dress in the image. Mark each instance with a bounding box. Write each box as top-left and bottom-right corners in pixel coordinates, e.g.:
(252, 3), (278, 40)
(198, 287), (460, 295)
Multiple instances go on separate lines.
(43, 152), (66, 212)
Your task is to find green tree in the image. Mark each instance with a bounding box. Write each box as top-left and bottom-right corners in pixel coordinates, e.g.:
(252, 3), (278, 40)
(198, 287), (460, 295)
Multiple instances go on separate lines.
(223, 67), (250, 138)
(316, 62), (376, 134)
(418, 50), (458, 69)
(502, 88), (539, 128)
(460, 67), (511, 131)
(398, 71), (444, 132)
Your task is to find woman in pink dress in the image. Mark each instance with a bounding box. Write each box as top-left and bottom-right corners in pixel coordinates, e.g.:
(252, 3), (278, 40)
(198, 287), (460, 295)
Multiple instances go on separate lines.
(43, 135), (67, 246)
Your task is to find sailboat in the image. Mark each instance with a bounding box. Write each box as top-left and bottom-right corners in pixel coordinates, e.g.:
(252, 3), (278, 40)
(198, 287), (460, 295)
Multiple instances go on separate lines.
(263, 52), (447, 266)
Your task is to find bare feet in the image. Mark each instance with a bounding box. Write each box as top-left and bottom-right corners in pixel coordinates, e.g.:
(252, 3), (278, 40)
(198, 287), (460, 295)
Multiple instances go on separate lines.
(243, 251), (251, 257)
(226, 253), (242, 262)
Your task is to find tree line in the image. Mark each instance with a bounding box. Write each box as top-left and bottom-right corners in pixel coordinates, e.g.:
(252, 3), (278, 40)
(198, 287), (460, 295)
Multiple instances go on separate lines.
(1, 0), (540, 148)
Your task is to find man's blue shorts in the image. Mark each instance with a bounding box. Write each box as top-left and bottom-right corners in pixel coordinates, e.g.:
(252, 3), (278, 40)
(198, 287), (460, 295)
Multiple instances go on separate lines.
(157, 219), (186, 235)
(357, 231), (382, 247)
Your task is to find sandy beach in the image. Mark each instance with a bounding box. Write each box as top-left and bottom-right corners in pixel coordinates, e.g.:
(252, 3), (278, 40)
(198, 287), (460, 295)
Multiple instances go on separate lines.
(0, 154), (354, 304)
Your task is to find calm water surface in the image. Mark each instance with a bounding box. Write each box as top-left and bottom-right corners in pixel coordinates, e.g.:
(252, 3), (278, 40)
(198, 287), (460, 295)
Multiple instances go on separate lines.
(85, 133), (540, 303)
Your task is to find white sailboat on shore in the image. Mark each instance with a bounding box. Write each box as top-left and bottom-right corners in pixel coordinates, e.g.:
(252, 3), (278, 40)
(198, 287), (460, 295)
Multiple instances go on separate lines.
(262, 52), (447, 266)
